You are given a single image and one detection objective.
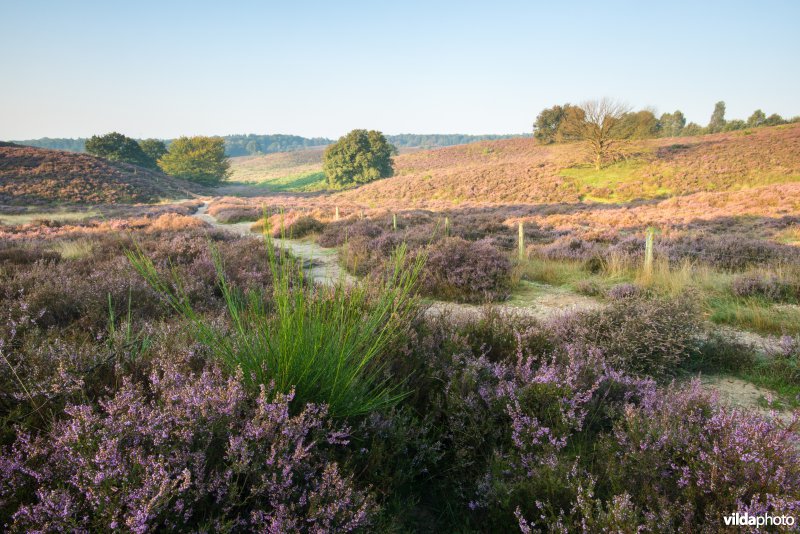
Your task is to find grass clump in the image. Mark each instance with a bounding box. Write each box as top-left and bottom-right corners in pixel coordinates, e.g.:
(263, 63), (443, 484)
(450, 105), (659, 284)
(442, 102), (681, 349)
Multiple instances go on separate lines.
(739, 336), (800, 407)
(128, 237), (425, 417)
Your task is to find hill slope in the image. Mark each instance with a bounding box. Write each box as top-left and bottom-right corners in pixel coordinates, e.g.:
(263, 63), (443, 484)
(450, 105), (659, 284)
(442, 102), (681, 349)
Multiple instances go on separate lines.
(335, 124), (800, 207)
(0, 144), (201, 204)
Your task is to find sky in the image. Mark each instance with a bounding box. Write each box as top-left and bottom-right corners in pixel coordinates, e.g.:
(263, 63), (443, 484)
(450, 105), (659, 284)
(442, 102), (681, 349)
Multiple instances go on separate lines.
(1, 0), (798, 140)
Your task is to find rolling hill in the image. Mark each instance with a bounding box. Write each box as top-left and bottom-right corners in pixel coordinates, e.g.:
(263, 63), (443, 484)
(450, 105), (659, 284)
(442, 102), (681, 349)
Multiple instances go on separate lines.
(335, 123), (800, 207)
(0, 143), (202, 204)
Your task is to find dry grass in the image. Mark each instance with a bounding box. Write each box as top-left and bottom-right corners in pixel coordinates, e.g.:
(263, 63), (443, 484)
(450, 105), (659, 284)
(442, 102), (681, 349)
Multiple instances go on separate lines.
(0, 209), (100, 226)
(52, 239), (94, 259)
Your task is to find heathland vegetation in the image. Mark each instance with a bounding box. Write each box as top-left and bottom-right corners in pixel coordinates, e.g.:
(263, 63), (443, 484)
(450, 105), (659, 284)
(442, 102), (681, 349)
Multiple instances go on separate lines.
(1, 117), (799, 531)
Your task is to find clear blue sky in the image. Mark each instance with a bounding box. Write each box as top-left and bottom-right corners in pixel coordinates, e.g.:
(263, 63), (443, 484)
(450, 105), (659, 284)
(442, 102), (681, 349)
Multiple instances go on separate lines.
(1, 0), (798, 139)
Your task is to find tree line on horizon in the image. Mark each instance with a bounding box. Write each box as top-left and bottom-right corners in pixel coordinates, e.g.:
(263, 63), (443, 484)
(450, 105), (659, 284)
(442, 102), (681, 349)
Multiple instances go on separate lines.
(533, 99), (799, 170)
(533, 100), (798, 145)
(11, 133), (525, 157)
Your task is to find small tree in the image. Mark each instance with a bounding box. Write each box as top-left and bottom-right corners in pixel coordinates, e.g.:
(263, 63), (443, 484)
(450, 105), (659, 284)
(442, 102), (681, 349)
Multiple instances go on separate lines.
(658, 110), (686, 137)
(682, 122), (705, 136)
(532, 104), (566, 144)
(323, 129), (395, 188)
(747, 109), (766, 128)
(617, 109), (660, 139)
(560, 98), (631, 170)
(138, 139), (168, 168)
(158, 136), (230, 185)
(86, 132), (151, 167)
(764, 113), (786, 127)
(708, 101), (726, 133)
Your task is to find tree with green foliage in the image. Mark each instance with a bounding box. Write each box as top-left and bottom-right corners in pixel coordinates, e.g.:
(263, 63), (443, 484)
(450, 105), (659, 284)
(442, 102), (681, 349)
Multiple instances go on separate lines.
(157, 136), (230, 185)
(86, 132), (152, 167)
(682, 122), (705, 136)
(764, 113), (785, 126)
(747, 109), (766, 128)
(533, 104), (573, 144)
(658, 110), (686, 137)
(722, 119), (747, 132)
(323, 129), (395, 188)
(708, 101), (726, 133)
(560, 99), (631, 170)
(138, 139), (168, 168)
(617, 109), (660, 139)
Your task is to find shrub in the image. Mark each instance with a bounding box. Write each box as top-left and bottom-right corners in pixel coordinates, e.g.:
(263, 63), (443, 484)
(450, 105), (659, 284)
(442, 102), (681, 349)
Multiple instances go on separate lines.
(574, 279), (602, 296)
(0, 359), (375, 532)
(661, 235), (797, 270)
(213, 206), (262, 224)
(255, 213), (325, 238)
(317, 220), (384, 248)
(423, 237), (513, 303)
(606, 282), (642, 300)
(548, 295), (701, 379)
(731, 273), (795, 302)
(285, 215), (324, 238)
(598, 381), (800, 531)
(538, 237), (604, 263)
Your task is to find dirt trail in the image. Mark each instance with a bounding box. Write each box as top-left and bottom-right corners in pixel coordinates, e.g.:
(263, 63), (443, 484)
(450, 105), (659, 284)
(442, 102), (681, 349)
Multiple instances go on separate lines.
(194, 201), (597, 320)
(196, 201), (353, 286)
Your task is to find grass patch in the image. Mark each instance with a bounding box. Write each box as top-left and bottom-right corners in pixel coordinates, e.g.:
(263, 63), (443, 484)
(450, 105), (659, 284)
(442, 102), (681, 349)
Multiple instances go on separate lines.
(707, 297), (800, 336)
(52, 239), (94, 259)
(253, 171), (328, 192)
(738, 352), (800, 409)
(0, 209), (99, 226)
(519, 253), (800, 335)
(559, 160), (671, 202)
(128, 238), (425, 417)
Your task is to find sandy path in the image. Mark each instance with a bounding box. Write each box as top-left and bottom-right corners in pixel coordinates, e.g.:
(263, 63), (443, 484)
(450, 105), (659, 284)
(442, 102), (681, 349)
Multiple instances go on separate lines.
(194, 201), (598, 320)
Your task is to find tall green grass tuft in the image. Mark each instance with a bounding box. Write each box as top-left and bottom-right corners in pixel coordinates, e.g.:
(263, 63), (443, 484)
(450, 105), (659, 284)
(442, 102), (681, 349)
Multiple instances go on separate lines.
(128, 237), (425, 417)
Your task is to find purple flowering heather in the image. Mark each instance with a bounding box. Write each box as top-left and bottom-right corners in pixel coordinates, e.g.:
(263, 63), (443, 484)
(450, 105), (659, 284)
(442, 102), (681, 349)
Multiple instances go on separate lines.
(0, 358), (375, 532)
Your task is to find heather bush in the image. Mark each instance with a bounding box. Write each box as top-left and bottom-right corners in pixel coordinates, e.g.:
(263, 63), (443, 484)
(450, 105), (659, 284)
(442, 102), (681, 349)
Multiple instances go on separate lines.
(453, 307), (552, 363)
(317, 219), (384, 247)
(210, 206), (262, 224)
(0, 357), (375, 532)
(661, 235), (798, 270)
(285, 215), (324, 238)
(598, 381), (800, 531)
(0, 230), (273, 331)
(606, 282), (642, 300)
(574, 279), (602, 296)
(423, 237), (513, 303)
(252, 212), (325, 238)
(538, 237), (604, 263)
(731, 272), (796, 302)
(548, 295), (702, 379)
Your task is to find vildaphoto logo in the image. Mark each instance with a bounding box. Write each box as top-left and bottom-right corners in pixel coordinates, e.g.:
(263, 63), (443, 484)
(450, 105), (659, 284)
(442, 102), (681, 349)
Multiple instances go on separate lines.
(723, 512), (795, 527)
